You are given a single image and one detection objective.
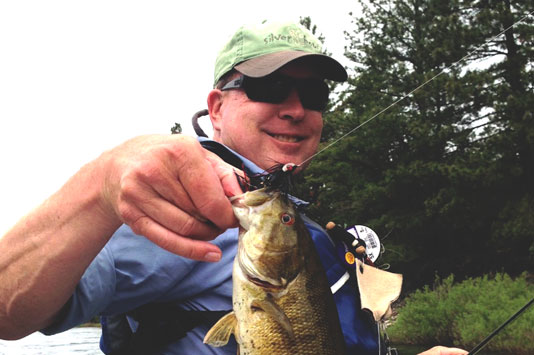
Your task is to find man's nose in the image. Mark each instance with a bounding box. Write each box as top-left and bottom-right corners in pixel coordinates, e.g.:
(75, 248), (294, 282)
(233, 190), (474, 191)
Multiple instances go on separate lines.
(278, 89), (305, 121)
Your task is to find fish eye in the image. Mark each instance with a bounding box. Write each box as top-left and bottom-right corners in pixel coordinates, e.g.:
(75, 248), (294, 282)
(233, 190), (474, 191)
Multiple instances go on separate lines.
(280, 213), (295, 225)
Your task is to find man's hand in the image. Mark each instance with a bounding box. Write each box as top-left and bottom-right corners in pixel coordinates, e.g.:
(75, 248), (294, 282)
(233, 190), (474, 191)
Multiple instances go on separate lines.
(418, 346), (468, 355)
(101, 134), (243, 262)
(0, 134), (243, 339)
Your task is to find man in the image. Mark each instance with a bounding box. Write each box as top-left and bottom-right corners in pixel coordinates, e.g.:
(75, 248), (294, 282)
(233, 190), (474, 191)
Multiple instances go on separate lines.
(0, 21), (466, 354)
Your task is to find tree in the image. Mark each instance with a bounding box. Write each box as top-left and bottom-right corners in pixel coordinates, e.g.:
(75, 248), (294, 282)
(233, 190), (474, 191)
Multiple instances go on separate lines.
(302, 0), (533, 290)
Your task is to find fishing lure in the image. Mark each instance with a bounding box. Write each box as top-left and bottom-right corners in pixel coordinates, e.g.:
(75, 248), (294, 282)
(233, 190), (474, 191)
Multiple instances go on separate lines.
(236, 162), (298, 195)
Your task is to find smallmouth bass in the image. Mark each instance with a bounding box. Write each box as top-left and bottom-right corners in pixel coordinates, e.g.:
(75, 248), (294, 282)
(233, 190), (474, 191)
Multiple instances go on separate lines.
(204, 188), (346, 354)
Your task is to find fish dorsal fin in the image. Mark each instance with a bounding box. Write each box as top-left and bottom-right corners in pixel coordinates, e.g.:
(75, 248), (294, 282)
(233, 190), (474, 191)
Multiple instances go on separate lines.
(203, 312), (237, 347)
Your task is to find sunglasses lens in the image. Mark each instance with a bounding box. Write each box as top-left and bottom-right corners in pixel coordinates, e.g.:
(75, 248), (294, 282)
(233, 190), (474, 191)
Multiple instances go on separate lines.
(298, 79), (330, 111)
(243, 75), (330, 111)
(244, 76), (292, 104)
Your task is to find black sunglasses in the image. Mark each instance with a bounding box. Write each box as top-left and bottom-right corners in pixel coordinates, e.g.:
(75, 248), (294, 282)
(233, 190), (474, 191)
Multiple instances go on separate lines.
(221, 74), (330, 112)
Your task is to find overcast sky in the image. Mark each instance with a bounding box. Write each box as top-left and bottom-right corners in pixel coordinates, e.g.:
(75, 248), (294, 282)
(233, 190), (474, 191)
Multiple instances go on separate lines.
(0, 1), (361, 235)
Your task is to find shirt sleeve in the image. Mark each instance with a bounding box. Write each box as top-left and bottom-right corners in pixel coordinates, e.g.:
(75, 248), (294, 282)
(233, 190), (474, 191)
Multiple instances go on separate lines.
(41, 224), (199, 335)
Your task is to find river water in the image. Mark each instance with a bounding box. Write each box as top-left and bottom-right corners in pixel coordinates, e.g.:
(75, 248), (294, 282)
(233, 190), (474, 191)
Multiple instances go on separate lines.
(0, 327), (506, 354)
(0, 329), (426, 355)
(0, 327), (102, 355)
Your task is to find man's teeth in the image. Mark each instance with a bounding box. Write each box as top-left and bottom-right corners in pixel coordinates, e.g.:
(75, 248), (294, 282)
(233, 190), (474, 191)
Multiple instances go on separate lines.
(272, 135), (299, 143)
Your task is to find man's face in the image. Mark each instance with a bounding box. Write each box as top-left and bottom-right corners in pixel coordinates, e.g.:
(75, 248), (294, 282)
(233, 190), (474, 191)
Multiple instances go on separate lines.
(209, 62), (324, 171)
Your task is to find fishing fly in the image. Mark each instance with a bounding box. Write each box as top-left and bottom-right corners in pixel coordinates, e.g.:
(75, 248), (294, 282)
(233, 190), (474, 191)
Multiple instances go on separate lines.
(235, 162), (299, 195)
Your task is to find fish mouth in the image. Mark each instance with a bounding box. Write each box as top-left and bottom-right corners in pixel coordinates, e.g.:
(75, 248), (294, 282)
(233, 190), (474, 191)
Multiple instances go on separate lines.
(241, 261), (288, 289)
(248, 275), (285, 290)
(238, 249), (290, 290)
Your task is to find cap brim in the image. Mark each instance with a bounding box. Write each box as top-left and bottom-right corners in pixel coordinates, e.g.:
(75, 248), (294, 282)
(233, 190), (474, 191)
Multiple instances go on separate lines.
(235, 51), (347, 82)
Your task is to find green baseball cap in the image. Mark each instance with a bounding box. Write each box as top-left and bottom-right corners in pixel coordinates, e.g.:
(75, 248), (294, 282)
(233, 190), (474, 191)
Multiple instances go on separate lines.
(213, 20), (347, 86)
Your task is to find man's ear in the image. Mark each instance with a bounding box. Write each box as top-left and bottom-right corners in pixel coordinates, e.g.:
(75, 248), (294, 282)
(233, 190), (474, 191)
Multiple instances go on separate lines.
(207, 89), (223, 134)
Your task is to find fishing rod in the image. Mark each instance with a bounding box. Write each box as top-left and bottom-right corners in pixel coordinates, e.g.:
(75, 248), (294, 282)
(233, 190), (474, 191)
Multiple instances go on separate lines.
(468, 297), (534, 355)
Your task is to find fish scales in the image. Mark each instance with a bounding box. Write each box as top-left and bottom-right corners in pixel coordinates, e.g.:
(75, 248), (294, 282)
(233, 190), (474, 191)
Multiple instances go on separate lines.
(204, 188), (346, 354)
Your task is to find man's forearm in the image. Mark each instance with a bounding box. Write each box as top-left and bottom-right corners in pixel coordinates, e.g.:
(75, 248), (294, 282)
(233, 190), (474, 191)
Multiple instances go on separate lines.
(0, 134), (242, 339)
(0, 157), (121, 340)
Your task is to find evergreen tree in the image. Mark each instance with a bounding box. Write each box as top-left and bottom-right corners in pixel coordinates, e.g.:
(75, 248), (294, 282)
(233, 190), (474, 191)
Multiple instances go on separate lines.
(303, 0), (533, 290)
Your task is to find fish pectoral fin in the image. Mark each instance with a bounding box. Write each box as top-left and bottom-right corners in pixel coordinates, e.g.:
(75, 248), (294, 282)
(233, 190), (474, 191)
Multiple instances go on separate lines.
(203, 312), (237, 347)
(252, 297), (295, 340)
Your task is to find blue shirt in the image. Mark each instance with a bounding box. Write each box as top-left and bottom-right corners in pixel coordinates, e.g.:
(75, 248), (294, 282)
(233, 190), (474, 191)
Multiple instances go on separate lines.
(42, 139), (378, 354)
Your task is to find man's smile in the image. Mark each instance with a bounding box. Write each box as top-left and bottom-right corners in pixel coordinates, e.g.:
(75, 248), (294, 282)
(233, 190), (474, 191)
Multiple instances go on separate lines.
(266, 132), (305, 143)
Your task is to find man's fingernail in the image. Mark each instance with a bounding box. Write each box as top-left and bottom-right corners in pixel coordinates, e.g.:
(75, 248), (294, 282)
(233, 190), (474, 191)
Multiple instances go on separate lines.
(204, 252), (221, 262)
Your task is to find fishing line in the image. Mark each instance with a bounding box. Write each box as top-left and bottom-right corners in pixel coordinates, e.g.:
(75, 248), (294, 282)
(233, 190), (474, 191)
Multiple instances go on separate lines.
(298, 9), (534, 167)
(297, 10), (534, 355)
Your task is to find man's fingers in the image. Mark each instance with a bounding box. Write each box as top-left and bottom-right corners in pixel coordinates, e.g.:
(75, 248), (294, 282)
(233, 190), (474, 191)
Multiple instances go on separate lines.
(175, 150), (239, 231)
(418, 346), (468, 355)
(205, 152), (244, 198)
(129, 215), (222, 262)
(136, 192), (222, 240)
(106, 135), (243, 260)
(146, 163), (198, 218)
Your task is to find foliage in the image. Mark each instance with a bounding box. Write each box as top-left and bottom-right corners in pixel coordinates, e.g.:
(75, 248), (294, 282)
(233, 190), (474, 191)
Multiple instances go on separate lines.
(299, 0), (534, 290)
(387, 272), (534, 354)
